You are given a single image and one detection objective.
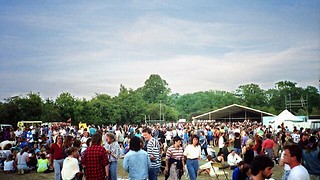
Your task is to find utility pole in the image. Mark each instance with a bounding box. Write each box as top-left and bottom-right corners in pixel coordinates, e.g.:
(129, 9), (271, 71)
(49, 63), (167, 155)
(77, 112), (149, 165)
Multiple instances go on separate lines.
(159, 100), (162, 121)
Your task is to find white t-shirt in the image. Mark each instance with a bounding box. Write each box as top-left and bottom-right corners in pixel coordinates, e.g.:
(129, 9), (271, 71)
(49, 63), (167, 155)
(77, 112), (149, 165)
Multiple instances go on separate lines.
(291, 134), (300, 144)
(17, 152), (28, 165)
(287, 165), (310, 180)
(227, 153), (242, 166)
(218, 136), (224, 149)
(184, 144), (201, 159)
(4, 160), (14, 171)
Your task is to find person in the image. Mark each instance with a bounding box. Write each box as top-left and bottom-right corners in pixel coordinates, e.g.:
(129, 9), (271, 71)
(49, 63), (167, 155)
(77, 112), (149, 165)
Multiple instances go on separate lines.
(50, 135), (66, 180)
(142, 128), (161, 180)
(227, 149), (242, 170)
(104, 132), (121, 180)
(250, 155), (274, 180)
(232, 161), (250, 180)
(184, 135), (201, 180)
(231, 131), (242, 155)
(218, 132), (225, 152)
(164, 136), (185, 180)
(199, 131), (208, 156)
(27, 148), (37, 170)
(302, 136), (320, 179)
(242, 139), (254, 165)
(283, 143), (310, 180)
(37, 153), (53, 173)
(82, 133), (109, 180)
(261, 133), (275, 159)
(4, 154), (15, 173)
(214, 151), (226, 163)
(221, 141), (230, 161)
(253, 134), (263, 156)
(61, 147), (82, 180)
(123, 136), (151, 180)
(16, 146), (30, 174)
(198, 154), (227, 177)
(279, 141), (292, 180)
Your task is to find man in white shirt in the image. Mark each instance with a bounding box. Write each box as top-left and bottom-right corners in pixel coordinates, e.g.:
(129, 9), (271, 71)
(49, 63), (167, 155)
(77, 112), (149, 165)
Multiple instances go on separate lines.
(227, 149), (242, 170)
(283, 143), (310, 180)
(218, 132), (225, 152)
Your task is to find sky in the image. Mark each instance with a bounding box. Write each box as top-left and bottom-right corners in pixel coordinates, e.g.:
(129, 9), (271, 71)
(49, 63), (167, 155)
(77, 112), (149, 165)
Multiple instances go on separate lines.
(0, 0), (319, 101)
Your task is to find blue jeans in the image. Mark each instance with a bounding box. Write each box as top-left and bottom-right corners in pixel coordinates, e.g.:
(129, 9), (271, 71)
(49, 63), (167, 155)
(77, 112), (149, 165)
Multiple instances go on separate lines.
(109, 161), (117, 180)
(148, 167), (160, 180)
(54, 159), (64, 180)
(186, 159), (199, 180)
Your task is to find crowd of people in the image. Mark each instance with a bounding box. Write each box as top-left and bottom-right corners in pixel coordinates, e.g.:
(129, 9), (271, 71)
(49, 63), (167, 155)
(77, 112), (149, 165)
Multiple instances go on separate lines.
(0, 120), (319, 180)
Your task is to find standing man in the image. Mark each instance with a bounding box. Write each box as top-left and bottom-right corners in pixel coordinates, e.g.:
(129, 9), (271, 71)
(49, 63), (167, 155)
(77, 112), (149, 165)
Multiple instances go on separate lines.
(218, 132), (225, 152)
(250, 155), (274, 180)
(142, 127), (161, 180)
(283, 143), (310, 180)
(50, 135), (65, 180)
(82, 133), (109, 180)
(104, 132), (121, 180)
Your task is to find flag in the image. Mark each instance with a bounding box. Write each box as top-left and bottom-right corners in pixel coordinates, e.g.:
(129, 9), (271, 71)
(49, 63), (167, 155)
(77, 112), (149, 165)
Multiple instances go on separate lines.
(67, 118), (71, 123)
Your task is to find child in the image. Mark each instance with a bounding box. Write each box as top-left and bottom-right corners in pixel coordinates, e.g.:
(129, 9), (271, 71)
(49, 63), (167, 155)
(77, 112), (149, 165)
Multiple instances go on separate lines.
(37, 153), (53, 173)
(4, 154), (15, 173)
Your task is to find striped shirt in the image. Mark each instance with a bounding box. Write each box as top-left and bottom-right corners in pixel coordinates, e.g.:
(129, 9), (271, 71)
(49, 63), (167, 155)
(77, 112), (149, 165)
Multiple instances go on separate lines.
(146, 137), (161, 168)
(165, 145), (184, 161)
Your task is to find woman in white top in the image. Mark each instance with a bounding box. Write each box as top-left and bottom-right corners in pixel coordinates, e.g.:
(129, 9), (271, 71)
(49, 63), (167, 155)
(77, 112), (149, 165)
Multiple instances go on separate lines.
(61, 147), (81, 180)
(4, 154), (15, 172)
(183, 135), (201, 180)
(15, 146), (30, 174)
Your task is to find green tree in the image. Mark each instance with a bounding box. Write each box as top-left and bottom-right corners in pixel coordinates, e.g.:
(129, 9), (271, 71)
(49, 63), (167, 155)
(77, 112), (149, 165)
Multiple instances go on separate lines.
(55, 92), (77, 122)
(41, 98), (60, 122)
(235, 84), (267, 108)
(115, 85), (147, 124)
(141, 74), (171, 104)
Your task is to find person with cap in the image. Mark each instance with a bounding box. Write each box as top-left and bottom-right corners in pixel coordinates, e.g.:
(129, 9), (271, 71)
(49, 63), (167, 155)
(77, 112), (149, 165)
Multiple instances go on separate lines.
(164, 135), (185, 180)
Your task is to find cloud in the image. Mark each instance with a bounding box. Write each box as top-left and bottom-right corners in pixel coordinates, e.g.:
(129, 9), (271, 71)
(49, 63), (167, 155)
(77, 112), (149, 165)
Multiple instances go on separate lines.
(0, 1), (319, 101)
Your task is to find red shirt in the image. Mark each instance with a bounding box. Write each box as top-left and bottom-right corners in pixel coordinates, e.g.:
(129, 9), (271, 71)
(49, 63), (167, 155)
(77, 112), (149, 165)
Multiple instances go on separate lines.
(82, 145), (109, 180)
(50, 143), (65, 160)
(262, 139), (274, 149)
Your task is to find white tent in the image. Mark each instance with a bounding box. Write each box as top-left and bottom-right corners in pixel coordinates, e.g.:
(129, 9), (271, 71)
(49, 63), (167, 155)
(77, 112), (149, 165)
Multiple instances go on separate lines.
(269, 109), (303, 131)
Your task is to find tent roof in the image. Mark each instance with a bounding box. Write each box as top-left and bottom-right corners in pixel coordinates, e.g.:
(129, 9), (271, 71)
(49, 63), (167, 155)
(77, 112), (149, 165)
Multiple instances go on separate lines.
(193, 104), (275, 120)
(271, 109), (303, 122)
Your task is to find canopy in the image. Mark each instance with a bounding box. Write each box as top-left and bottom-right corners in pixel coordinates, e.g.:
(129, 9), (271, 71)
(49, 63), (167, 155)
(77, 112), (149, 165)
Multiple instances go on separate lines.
(269, 109), (303, 129)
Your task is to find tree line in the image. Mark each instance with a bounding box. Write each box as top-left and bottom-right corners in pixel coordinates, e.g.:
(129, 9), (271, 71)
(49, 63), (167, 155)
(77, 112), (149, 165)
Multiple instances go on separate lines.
(0, 74), (319, 127)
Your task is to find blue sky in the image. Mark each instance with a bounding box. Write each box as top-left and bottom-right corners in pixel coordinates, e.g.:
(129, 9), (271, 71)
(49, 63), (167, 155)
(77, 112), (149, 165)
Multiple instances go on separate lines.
(0, 0), (319, 100)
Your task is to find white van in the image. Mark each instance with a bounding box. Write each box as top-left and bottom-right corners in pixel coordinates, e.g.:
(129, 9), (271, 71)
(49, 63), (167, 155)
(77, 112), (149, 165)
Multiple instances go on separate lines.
(0, 124), (13, 131)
